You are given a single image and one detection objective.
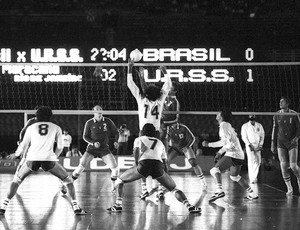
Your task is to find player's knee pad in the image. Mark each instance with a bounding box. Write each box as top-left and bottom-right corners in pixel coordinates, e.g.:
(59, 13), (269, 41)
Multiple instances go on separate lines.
(210, 167), (221, 177)
(12, 175), (23, 185)
(62, 175), (73, 185)
(230, 175), (241, 182)
(289, 163), (299, 172)
(188, 158), (198, 167)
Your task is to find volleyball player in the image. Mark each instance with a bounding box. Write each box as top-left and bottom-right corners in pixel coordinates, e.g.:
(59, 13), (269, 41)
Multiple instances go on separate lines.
(0, 106), (87, 215)
(127, 59), (172, 199)
(271, 97), (300, 195)
(107, 123), (201, 214)
(71, 105), (119, 189)
(202, 109), (258, 202)
(167, 122), (207, 192)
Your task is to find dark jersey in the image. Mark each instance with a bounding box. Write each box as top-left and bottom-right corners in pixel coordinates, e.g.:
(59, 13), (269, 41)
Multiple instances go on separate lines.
(83, 117), (119, 149)
(161, 96), (180, 125)
(272, 109), (300, 142)
(168, 123), (195, 148)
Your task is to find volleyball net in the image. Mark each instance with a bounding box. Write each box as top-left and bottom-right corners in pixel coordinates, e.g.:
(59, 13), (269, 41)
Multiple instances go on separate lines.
(1, 62), (300, 112)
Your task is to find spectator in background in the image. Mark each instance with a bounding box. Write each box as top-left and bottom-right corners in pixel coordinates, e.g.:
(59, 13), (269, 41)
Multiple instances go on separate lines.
(241, 115), (265, 184)
(117, 124), (130, 155)
(271, 97), (300, 195)
(61, 129), (72, 157)
(66, 145), (83, 157)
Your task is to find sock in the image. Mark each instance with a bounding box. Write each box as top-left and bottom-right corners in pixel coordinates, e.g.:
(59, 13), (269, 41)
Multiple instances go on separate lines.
(246, 187), (253, 193)
(111, 167), (119, 178)
(0, 198), (10, 210)
(183, 200), (192, 209)
(197, 174), (206, 185)
(216, 183), (222, 193)
(71, 200), (79, 210)
(141, 182), (147, 192)
(283, 176), (293, 191)
(115, 197), (122, 206)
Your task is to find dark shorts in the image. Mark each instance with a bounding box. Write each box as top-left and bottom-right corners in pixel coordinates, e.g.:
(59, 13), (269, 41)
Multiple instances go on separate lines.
(26, 161), (56, 171)
(169, 146), (184, 155)
(137, 159), (164, 179)
(86, 145), (111, 158)
(215, 155), (244, 169)
(277, 139), (298, 151)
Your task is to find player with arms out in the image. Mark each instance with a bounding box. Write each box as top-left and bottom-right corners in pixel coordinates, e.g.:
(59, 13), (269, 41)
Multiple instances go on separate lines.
(271, 97), (300, 195)
(127, 59), (172, 198)
(107, 123), (201, 214)
(167, 122), (207, 191)
(202, 109), (258, 202)
(0, 106), (87, 215)
(72, 105), (119, 188)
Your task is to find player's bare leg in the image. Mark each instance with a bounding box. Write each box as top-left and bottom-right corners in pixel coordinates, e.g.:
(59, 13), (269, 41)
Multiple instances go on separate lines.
(185, 148), (207, 190)
(156, 172), (201, 213)
(278, 148), (293, 195)
(72, 152), (94, 180)
(288, 148), (300, 193)
(102, 153), (119, 192)
(50, 163), (87, 215)
(0, 163), (32, 215)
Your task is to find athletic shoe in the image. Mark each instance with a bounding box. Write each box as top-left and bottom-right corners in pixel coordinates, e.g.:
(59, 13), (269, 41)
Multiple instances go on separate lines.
(140, 191), (149, 199)
(148, 186), (159, 196)
(286, 189), (293, 196)
(72, 175), (78, 181)
(74, 208), (88, 215)
(245, 192), (259, 200)
(0, 209), (5, 215)
(188, 206), (201, 214)
(107, 205), (122, 213)
(208, 191), (225, 203)
(60, 184), (67, 195)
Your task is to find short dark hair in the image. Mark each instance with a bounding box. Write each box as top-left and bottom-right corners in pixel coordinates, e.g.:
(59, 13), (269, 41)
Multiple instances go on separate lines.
(35, 106), (52, 122)
(141, 123), (156, 137)
(145, 84), (161, 101)
(281, 96), (290, 105)
(220, 109), (232, 123)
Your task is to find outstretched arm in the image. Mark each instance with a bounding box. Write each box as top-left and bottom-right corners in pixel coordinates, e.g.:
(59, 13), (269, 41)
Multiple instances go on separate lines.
(159, 66), (172, 96)
(127, 59), (140, 98)
(137, 67), (147, 94)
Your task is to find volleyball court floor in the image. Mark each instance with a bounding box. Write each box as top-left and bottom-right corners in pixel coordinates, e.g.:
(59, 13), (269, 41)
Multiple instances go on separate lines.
(0, 169), (299, 230)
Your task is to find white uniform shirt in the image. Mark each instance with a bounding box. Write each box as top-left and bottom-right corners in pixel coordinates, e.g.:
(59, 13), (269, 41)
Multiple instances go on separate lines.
(241, 121), (265, 149)
(138, 136), (167, 162)
(127, 73), (172, 131)
(62, 133), (72, 147)
(16, 122), (63, 161)
(208, 121), (244, 160)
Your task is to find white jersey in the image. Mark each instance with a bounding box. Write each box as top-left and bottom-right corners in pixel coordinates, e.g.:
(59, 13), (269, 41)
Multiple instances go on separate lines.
(208, 121), (244, 159)
(138, 136), (167, 162)
(127, 73), (172, 131)
(241, 121), (265, 148)
(62, 134), (72, 147)
(15, 122), (63, 161)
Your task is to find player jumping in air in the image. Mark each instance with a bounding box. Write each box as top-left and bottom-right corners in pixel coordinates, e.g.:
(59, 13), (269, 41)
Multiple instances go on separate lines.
(127, 59), (172, 199)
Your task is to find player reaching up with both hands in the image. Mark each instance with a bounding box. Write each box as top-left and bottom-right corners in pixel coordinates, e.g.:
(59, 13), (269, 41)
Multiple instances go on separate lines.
(127, 58), (172, 198)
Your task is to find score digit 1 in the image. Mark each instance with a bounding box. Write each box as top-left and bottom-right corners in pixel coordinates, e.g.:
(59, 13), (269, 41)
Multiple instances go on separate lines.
(247, 69), (253, 82)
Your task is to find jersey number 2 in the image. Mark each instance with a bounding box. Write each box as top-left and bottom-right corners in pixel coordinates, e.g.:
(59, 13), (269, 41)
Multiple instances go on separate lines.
(38, 124), (49, 136)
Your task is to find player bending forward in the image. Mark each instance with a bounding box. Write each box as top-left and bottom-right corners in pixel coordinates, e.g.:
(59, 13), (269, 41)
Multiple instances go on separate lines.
(0, 106), (87, 215)
(107, 123), (201, 214)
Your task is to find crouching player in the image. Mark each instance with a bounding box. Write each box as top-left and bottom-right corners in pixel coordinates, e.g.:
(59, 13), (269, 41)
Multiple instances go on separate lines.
(107, 123), (201, 214)
(0, 106), (87, 215)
